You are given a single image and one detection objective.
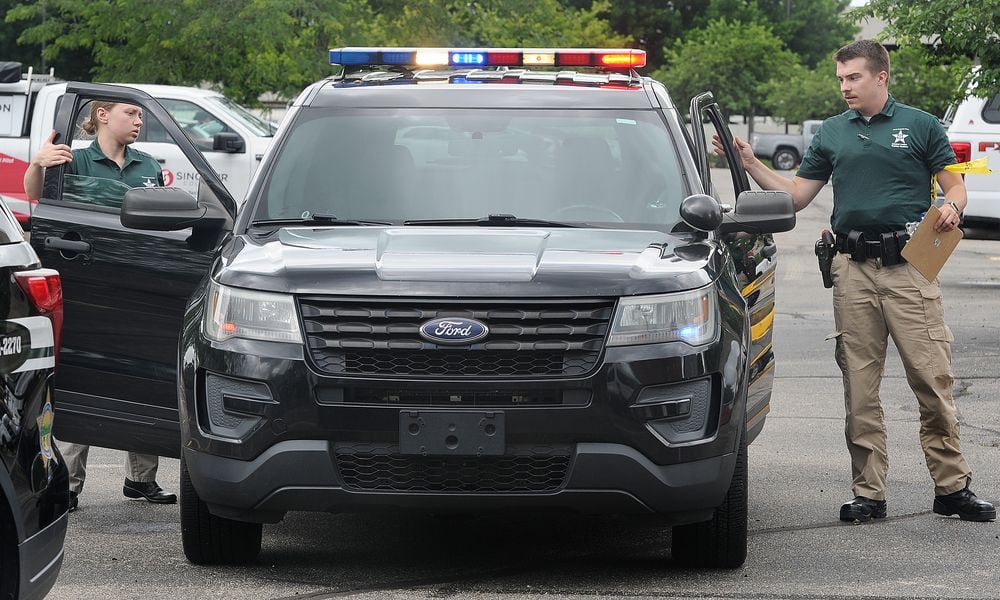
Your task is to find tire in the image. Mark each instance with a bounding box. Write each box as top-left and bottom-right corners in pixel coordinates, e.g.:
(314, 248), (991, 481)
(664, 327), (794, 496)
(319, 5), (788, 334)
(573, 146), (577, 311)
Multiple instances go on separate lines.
(772, 148), (798, 171)
(670, 427), (748, 568)
(180, 458), (262, 565)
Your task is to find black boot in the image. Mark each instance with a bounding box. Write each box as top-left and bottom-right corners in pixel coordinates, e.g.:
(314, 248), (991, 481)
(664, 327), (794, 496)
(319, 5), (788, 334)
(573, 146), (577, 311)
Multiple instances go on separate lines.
(933, 488), (996, 522)
(839, 496), (887, 523)
(123, 478), (177, 504)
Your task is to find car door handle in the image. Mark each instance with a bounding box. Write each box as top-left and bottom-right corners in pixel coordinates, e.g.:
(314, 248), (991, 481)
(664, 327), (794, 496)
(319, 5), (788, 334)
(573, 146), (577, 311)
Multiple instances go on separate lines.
(153, 156), (166, 163)
(44, 237), (92, 253)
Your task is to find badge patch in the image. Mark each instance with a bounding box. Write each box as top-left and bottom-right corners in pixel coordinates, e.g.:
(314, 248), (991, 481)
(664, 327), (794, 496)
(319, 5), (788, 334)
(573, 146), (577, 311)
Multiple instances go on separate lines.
(891, 128), (910, 149)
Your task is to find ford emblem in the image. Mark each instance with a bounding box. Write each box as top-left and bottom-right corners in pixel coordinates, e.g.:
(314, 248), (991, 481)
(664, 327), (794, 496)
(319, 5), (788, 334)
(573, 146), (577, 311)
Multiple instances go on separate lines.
(419, 317), (489, 345)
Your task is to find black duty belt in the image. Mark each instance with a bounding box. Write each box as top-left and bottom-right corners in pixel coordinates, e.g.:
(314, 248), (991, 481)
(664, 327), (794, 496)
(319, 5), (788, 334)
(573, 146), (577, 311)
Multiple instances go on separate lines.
(834, 230), (910, 265)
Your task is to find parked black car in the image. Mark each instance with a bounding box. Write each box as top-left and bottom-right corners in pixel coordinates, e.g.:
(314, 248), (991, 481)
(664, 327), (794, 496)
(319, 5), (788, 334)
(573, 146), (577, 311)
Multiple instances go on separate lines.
(0, 200), (67, 600)
(32, 48), (793, 569)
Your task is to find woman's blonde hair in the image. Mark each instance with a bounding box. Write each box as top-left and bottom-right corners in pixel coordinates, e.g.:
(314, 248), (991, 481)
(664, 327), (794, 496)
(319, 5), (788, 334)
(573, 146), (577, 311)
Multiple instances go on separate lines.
(80, 101), (118, 136)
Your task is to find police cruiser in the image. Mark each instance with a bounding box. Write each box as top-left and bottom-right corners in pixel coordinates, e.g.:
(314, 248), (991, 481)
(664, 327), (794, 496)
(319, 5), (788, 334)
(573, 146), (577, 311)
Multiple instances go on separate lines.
(29, 47), (794, 569)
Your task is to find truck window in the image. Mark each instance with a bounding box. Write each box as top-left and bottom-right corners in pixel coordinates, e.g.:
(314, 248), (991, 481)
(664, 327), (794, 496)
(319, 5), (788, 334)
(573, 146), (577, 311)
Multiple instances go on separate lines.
(0, 93), (28, 137)
(982, 93), (1000, 124)
(213, 96), (275, 136)
(157, 99), (235, 150)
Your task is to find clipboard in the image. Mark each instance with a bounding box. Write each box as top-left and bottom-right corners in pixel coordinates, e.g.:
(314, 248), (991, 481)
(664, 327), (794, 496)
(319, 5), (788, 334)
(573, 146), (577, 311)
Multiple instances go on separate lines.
(900, 205), (963, 281)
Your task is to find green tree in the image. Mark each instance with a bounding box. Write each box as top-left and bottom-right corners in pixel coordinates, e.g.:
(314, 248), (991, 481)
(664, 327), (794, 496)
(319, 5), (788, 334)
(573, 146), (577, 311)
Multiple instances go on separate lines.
(747, 0), (857, 68)
(888, 46), (972, 118)
(858, 0), (1000, 98)
(760, 63), (843, 125)
(560, 0), (712, 71)
(7, 0), (626, 104)
(654, 18), (798, 137)
(561, 0), (855, 71)
(370, 0), (627, 48)
(6, 0), (376, 104)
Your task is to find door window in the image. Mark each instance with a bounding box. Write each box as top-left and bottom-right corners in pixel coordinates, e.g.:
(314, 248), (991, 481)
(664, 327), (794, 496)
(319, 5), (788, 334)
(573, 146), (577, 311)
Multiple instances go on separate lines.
(62, 175), (131, 210)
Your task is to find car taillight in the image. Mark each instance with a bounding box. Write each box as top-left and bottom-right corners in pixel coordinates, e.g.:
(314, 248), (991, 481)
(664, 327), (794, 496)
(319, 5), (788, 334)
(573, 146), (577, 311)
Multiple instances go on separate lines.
(15, 269), (63, 362)
(951, 142), (972, 164)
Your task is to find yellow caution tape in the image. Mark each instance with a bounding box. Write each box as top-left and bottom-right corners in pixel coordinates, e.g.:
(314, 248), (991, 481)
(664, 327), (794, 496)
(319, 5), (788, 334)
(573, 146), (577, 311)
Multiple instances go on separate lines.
(931, 157), (994, 199)
(944, 157), (993, 175)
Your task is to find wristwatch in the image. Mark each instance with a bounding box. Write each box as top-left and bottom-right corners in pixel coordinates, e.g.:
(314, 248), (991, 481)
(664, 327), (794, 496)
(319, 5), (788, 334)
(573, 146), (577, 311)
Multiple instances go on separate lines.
(946, 201), (963, 220)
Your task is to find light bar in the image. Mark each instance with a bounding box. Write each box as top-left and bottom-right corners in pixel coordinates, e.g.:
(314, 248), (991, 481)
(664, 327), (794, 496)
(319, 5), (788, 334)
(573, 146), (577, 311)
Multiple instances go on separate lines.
(330, 48), (646, 70)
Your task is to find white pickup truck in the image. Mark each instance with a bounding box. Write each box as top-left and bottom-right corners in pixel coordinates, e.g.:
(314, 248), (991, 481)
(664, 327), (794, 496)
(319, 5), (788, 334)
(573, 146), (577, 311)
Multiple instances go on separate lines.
(750, 120), (822, 171)
(0, 62), (275, 226)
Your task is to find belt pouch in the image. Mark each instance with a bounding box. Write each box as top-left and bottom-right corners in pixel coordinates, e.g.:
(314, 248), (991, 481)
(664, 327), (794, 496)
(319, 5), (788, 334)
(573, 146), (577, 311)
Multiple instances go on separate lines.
(847, 231), (866, 262)
(880, 232), (900, 266)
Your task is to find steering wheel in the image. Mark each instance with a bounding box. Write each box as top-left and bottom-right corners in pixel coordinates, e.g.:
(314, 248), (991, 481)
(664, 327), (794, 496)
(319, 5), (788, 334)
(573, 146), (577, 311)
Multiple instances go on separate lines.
(550, 204), (625, 223)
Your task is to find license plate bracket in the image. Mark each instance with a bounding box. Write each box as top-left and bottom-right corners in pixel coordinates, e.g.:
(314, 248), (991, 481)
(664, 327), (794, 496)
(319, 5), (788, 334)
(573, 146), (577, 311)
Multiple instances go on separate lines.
(399, 411), (505, 456)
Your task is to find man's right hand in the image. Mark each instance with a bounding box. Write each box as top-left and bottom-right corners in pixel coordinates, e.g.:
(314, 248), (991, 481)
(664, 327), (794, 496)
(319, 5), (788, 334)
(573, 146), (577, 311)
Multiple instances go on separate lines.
(31, 130), (73, 168)
(711, 133), (756, 170)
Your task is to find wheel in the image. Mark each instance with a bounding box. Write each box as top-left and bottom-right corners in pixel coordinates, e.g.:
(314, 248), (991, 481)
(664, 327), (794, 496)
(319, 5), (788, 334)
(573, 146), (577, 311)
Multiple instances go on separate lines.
(180, 458), (262, 564)
(772, 148), (798, 171)
(670, 426), (748, 568)
(550, 204), (625, 222)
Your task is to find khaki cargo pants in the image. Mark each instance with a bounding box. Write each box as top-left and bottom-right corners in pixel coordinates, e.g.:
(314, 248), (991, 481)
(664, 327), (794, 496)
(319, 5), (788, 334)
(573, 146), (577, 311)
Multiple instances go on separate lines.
(60, 441), (160, 494)
(830, 253), (971, 500)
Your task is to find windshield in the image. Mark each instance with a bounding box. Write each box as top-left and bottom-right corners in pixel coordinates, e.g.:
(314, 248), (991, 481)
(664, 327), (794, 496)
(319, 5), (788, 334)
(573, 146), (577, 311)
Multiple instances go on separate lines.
(256, 108), (688, 229)
(213, 96), (276, 137)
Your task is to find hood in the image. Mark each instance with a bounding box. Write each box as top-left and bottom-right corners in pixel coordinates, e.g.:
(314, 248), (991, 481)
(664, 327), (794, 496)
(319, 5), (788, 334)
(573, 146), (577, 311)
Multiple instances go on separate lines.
(216, 226), (724, 297)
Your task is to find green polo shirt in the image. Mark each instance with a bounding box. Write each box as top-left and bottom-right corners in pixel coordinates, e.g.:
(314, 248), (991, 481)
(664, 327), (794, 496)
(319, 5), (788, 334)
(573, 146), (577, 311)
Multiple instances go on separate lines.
(797, 96), (955, 234)
(67, 142), (164, 188)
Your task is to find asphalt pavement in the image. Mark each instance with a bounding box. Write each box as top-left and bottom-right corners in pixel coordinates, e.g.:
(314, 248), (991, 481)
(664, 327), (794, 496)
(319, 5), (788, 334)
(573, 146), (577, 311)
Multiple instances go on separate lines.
(47, 170), (1000, 599)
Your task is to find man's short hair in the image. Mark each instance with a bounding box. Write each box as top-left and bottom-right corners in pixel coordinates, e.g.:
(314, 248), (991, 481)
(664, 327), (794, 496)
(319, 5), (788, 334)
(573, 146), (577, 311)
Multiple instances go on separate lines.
(835, 40), (890, 80)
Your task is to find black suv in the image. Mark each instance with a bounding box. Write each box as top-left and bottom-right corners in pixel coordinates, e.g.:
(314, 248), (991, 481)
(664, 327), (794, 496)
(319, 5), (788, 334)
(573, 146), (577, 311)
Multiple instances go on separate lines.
(0, 200), (67, 600)
(31, 48), (793, 569)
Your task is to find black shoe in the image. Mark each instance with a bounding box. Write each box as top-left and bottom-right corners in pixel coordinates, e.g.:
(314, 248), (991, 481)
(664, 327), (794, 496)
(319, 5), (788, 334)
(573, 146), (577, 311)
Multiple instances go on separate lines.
(933, 488), (996, 522)
(123, 478), (177, 504)
(68, 491), (78, 513)
(839, 496), (887, 523)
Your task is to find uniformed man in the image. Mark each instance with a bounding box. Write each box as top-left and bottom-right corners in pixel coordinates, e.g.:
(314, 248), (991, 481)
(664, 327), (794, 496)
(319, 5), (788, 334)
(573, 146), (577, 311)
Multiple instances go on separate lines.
(24, 101), (176, 511)
(717, 40), (995, 523)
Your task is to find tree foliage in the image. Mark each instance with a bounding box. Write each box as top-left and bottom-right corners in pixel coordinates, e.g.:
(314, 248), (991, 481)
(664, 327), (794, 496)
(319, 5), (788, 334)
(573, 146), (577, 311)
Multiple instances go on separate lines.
(5, 0), (625, 105)
(888, 46), (972, 118)
(857, 0), (1000, 98)
(6, 0), (376, 104)
(654, 18), (799, 122)
(560, 0), (856, 72)
(702, 0), (857, 67)
(370, 0), (627, 48)
(760, 64), (842, 124)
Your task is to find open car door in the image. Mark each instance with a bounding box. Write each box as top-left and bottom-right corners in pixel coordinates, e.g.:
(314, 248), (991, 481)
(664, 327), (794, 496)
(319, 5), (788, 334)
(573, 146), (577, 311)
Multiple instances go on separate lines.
(30, 83), (235, 457)
(690, 92), (778, 442)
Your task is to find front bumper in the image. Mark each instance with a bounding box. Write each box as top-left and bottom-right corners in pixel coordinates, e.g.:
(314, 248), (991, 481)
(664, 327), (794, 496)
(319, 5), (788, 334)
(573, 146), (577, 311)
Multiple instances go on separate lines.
(185, 441), (735, 525)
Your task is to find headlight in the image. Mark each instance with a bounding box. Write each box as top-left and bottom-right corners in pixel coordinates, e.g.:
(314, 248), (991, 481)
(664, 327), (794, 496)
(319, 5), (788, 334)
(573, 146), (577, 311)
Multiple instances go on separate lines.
(203, 280), (303, 343)
(607, 285), (718, 347)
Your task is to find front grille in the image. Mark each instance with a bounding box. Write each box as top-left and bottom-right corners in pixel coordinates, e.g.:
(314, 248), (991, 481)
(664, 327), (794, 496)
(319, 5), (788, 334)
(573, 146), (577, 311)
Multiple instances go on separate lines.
(299, 298), (613, 378)
(334, 442), (573, 493)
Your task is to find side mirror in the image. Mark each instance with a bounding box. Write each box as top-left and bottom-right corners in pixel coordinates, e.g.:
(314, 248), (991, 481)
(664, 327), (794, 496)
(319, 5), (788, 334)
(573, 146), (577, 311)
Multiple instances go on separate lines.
(719, 190), (796, 234)
(121, 187), (229, 231)
(679, 194), (723, 232)
(213, 131), (245, 153)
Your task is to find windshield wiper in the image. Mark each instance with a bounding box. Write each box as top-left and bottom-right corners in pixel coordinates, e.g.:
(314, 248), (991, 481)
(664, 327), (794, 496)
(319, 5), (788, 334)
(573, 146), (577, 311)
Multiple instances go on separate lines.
(403, 214), (579, 228)
(250, 213), (393, 227)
